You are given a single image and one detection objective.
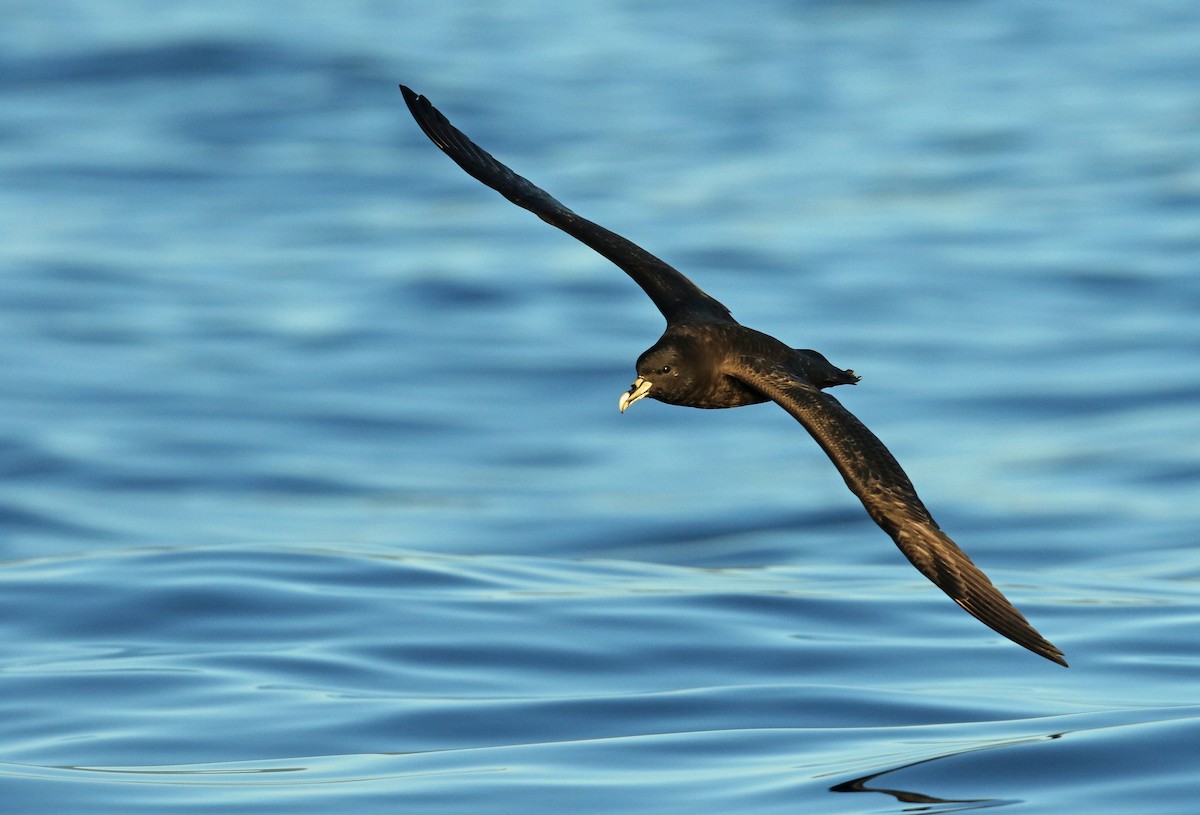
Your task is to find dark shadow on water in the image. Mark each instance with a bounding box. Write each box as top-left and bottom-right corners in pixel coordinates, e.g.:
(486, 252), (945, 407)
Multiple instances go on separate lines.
(828, 733), (1064, 812)
(831, 770), (1008, 812)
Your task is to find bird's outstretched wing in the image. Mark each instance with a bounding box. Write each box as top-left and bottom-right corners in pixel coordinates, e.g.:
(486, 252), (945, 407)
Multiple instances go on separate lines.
(729, 359), (1067, 666)
(400, 85), (733, 325)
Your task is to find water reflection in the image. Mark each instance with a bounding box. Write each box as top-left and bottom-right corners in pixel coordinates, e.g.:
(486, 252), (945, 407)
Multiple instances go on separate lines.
(831, 767), (1007, 812)
(828, 733), (1063, 811)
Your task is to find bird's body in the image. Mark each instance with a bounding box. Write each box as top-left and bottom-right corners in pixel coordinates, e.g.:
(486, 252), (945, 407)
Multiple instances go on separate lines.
(400, 85), (1066, 667)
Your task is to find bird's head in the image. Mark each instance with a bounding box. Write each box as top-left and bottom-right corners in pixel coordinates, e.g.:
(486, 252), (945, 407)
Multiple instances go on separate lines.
(618, 341), (694, 412)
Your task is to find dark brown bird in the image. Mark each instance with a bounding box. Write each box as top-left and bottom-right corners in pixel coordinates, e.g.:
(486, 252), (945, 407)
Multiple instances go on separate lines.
(399, 85), (1066, 667)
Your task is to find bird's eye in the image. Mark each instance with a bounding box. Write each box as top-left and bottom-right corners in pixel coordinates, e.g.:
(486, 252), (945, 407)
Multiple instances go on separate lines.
(659, 365), (672, 375)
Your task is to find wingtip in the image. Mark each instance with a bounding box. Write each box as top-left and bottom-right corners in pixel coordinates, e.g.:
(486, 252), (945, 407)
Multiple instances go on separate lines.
(1045, 648), (1069, 668)
(399, 84), (419, 104)
(1013, 619), (1068, 667)
(949, 579), (1068, 667)
(1010, 624), (1068, 667)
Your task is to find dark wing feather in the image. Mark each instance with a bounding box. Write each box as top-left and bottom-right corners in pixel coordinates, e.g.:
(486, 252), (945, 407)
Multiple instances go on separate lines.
(730, 360), (1067, 666)
(400, 85), (732, 325)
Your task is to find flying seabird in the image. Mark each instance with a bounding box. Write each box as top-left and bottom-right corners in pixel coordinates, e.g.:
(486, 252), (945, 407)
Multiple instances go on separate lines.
(399, 85), (1066, 667)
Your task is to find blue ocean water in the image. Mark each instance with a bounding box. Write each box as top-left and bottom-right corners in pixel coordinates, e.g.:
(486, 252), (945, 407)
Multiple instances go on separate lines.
(2, 0), (1199, 811)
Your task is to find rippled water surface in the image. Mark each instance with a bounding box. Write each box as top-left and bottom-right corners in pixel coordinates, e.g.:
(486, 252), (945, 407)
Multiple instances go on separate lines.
(3, 1), (1199, 812)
